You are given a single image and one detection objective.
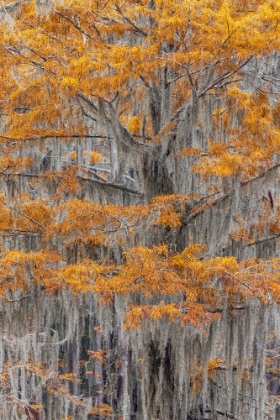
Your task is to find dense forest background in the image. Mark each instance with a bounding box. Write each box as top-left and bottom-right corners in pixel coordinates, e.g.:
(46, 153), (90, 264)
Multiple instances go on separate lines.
(1, 0), (280, 419)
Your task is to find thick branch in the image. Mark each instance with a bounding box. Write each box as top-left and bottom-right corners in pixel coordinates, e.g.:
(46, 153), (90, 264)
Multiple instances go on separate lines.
(6, 295), (30, 303)
(0, 134), (109, 142)
(79, 175), (144, 196)
(77, 93), (99, 112)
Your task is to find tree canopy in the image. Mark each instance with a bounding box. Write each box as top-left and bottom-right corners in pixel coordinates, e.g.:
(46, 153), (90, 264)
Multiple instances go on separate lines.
(0, 0), (280, 419)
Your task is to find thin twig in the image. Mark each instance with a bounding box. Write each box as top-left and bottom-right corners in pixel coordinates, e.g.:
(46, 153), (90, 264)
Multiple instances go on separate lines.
(115, 4), (147, 36)
(55, 10), (96, 40)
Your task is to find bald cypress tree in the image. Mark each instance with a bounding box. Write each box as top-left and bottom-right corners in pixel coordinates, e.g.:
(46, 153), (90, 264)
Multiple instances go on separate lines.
(0, 1), (280, 418)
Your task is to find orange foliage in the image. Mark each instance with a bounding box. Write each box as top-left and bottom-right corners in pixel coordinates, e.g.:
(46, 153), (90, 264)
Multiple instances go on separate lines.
(0, 0), (279, 330)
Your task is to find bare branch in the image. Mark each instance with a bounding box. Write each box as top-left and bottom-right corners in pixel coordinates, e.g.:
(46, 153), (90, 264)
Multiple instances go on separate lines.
(79, 175), (144, 196)
(6, 295), (30, 303)
(216, 409), (237, 419)
(0, 134), (110, 142)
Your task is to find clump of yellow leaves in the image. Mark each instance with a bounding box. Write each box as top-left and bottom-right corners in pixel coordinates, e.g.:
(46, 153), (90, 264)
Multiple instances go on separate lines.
(91, 403), (113, 418)
(0, 240), (278, 330)
(180, 90), (280, 180)
(0, 180), (279, 330)
(91, 243), (280, 330)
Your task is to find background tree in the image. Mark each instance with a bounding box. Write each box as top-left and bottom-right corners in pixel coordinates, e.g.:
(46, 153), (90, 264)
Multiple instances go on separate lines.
(0, 0), (280, 419)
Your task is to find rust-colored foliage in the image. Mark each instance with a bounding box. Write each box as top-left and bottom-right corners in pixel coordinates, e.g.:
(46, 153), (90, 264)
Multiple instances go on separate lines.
(0, 0), (280, 417)
(0, 0), (279, 333)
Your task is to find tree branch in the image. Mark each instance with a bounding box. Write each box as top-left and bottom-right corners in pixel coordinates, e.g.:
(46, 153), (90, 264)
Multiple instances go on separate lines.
(216, 409), (237, 419)
(16, 209), (46, 230)
(77, 93), (98, 112)
(2, 201), (45, 231)
(0, 134), (109, 142)
(246, 233), (280, 247)
(6, 295), (30, 303)
(115, 4), (148, 36)
(198, 56), (253, 97)
(54, 10), (96, 41)
(79, 175), (144, 196)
